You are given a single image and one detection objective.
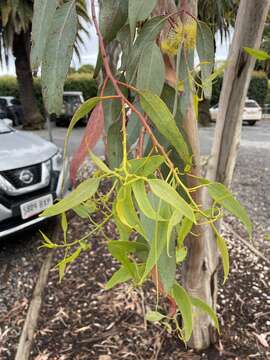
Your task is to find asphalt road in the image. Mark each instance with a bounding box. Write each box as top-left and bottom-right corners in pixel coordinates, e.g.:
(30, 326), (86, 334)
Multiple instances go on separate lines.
(34, 119), (270, 157)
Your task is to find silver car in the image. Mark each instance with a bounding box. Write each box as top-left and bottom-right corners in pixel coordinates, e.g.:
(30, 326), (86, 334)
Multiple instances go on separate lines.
(0, 120), (69, 238)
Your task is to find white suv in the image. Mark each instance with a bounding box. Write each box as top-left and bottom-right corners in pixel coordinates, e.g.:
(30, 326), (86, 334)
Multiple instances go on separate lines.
(210, 99), (262, 126)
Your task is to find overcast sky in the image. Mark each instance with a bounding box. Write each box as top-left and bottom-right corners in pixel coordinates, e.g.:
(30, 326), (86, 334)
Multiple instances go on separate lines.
(0, 13), (231, 75)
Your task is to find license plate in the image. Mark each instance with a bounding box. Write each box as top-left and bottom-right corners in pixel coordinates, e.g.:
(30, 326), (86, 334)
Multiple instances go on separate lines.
(20, 194), (53, 220)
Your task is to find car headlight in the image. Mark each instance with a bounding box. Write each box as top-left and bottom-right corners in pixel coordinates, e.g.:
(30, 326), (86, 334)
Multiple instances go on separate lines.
(0, 174), (15, 193)
(51, 151), (63, 172)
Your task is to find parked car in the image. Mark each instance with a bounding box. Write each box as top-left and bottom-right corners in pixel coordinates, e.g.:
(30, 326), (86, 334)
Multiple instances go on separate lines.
(0, 96), (24, 126)
(55, 91), (85, 126)
(210, 99), (262, 126)
(0, 120), (70, 238)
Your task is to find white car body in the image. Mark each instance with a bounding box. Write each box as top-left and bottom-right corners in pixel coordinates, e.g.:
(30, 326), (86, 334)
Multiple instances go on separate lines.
(0, 121), (70, 238)
(210, 99), (262, 125)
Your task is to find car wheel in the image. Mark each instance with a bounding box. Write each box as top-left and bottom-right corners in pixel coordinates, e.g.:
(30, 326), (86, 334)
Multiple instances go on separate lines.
(248, 120), (256, 126)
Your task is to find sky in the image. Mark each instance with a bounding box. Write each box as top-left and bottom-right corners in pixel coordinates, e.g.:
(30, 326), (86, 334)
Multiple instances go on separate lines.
(0, 11), (231, 75)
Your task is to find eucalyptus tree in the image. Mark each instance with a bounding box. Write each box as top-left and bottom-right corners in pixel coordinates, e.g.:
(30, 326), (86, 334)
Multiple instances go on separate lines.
(30, 0), (267, 353)
(0, 0), (89, 129)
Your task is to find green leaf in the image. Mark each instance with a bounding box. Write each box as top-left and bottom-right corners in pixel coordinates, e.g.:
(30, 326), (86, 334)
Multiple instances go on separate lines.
(105, 266), (133, 290)
(140, 201), (170, 283)
(65, 97), (101, 145)
(243, 47), (270, 60)
(172, 284), (193, 342)
(61, 212), (68, 243)
(136, 42), (165, 96)
(126, 16), (166, 84)
(99, 0), (128, 43)
(196, 21), (215, 99)
(117, 25), (132, 71)
(41, 177), (100, 217)
(176, 247), (187, 263)
(132, 180), (165, 221)
(191, 297), (220, 334)
(107, 121), (123, 169)
(177, 217), (193, 247)
(139, 90), (191, 164)
(102, 81), (121, 132)
(128, 0), (158, 40)
(145, 310), (165, 322)
(73, 202), (96, 218)
(148, 179), (195, 223)
(116, 185), (145, 236)
(108, 241), (143, 281)
(158, 239), (176, 294)
(207, 182), (252, 237)
(40, 231), (55, 249)
(128, 155), (165, 176)
(216, 233), (229, 283)
(89, 151), (112, 174)
(41, 0), (77, 115)
(31, 0), (58, 70)
(167, 209), (182, 249)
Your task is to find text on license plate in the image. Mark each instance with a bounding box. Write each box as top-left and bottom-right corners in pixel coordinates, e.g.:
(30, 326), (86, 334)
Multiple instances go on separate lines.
(20, 194), (53, 220)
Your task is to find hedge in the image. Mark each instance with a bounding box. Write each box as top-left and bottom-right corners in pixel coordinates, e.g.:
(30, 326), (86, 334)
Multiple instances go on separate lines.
(211, 70), (268, 107)
(0, 74), (98, 111)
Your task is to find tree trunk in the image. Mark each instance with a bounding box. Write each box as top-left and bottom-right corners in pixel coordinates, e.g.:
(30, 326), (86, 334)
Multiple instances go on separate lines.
(207, 0), (270, 187)
(13, 30), (44, 130)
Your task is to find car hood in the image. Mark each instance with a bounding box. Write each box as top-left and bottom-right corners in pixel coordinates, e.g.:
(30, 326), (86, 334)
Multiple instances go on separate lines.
(0, 129), (58, 171)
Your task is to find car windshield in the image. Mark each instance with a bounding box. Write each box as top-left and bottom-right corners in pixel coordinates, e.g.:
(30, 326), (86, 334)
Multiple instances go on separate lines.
(245, 101), (259, 108)
(63, 95), (81, 103)
(0, 122), (12, 134)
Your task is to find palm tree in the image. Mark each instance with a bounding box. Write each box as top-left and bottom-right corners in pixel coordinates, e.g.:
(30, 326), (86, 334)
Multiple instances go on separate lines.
(0, 0), (90, 130)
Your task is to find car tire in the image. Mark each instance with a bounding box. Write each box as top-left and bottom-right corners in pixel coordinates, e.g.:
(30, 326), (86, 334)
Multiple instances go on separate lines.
(248, 120), (256, 126)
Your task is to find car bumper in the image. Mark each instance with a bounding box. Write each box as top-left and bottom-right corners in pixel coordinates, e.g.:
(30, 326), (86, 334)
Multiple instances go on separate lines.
(0, 162), (70, 238)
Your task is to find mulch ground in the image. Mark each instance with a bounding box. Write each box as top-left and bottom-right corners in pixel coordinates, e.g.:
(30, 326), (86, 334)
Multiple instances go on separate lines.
(0, 148), (269, 360)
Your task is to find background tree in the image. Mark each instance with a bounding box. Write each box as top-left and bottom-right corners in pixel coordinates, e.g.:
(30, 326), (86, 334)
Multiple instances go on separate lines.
(0, 0), (89, 130)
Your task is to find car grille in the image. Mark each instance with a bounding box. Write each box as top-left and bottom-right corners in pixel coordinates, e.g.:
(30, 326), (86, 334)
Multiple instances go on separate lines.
(1, 164), (42, 189)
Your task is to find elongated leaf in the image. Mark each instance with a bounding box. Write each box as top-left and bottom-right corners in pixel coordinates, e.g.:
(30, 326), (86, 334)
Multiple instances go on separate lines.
(145, 310), (165, 322)
(196, 21), (215, 99)
(243, 47), (270, 60)
(207, 182), (252, 237)
(117, 25), (132, 71)
(66, 97), (101, 142)
(126, 16), (166, 83)
(41, 0), (77, 115)
(141, 202), (169, 283)
(216, 234), (229, 283)
(136, 42), (165, 96)
(172, 284), (193, 342)
(148, 179), (195, 222)
(108, 241), (142, 280)
(107, 121), (123, 169)
(167, 209), (182, 248)
(99, 0), (128, 43)
(158, 239), (176, 294)
(41, 177), (100, 217)
(132, 180), (165, 221)
(105, 266), (133, 290)
(140, 90), (191, 164)
(191, 297), (220, 334)
(116, 185), (145, 236)
(103, 80), (121, 132)
(70, 103), (104, 184)
(108, 240), (148, 254)
(128, 155), (165, 176)
(89, 151), (112, 174)
(177, 217), (193, 247)
(31, 0), (58, 70)
(129, 0), (157, 40)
